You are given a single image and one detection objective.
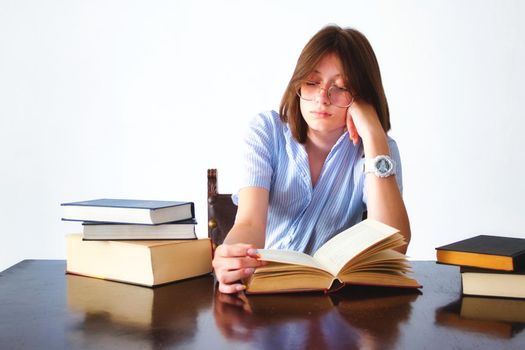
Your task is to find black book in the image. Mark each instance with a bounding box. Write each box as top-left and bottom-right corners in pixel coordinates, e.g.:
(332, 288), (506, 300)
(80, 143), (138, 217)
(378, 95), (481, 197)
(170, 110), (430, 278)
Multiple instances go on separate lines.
(61, 199), (195, 225)
(436, 235), (525, 271)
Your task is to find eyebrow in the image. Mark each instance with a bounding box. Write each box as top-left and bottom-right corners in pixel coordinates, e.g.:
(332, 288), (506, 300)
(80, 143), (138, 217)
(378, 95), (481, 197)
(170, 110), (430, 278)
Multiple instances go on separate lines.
(311, 70), (343, 79)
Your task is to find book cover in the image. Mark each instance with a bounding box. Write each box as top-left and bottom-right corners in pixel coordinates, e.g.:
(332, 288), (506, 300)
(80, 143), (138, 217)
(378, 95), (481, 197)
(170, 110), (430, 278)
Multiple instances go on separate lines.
(66, 234), (212, 287)
(82, 219), (197, 240)
(460, 266), (525, 299)
(436, 235), (525, 271)
(61, 198), (195, 224)
(244, 219), (421, 294)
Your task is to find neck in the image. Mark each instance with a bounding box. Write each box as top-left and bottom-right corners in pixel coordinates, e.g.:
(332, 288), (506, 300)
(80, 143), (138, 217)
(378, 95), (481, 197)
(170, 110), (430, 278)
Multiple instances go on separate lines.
(305, 127), (345, 154)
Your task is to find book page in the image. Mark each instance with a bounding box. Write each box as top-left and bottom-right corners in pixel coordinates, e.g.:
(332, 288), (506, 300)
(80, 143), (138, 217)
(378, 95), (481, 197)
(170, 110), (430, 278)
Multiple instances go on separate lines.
(257, 249), (329, 273)
(313, 219), (399, 276)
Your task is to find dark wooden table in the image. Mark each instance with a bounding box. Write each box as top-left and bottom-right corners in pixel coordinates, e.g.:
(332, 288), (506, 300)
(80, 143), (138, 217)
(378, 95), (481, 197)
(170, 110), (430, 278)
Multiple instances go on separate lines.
(1, 260), (524, 349)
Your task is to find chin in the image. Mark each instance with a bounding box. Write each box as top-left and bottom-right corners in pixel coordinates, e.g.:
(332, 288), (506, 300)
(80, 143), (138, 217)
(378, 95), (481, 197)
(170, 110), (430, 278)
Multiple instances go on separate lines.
(307, 121), (345, 134)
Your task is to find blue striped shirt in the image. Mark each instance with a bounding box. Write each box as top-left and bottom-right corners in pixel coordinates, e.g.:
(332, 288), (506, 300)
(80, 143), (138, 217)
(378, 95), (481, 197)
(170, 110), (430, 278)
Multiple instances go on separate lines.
(233, 110), (403, 255)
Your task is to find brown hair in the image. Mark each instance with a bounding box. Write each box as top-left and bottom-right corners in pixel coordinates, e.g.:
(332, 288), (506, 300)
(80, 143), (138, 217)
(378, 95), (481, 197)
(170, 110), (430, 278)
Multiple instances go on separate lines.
(279, 25), (390, 144)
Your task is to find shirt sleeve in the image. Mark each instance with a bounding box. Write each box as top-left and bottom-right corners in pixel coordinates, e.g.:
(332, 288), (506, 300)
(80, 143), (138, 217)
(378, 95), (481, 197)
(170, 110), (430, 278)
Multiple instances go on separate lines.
(362, 136), (404, 206)
(232, 112), (276, 205)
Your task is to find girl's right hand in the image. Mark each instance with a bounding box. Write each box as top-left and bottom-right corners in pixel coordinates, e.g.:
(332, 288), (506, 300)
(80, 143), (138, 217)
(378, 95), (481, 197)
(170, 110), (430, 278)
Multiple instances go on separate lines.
(212, 243), (265, 294)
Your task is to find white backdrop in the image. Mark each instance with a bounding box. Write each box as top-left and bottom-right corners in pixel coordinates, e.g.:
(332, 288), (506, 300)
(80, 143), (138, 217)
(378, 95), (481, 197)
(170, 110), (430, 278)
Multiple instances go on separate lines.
(1, 0), (524, 271)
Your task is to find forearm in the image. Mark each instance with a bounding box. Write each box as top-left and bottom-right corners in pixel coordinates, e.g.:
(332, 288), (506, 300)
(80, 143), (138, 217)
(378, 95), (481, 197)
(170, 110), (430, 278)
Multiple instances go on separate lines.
(362, 129), (411, 252)
(223, 222), (266, 248)
(222, 187), (269, 248)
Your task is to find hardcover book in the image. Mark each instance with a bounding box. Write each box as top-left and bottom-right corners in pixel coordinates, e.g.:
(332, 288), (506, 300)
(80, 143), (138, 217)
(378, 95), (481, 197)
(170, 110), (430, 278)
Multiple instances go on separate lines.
(244, 219), (421, 294)
(61, 198), (195, 225)
(436, 235), (525, 271)
(461, 267), (525, 299)
(66, 234), (212, 287)
(82, 219), (197, 240)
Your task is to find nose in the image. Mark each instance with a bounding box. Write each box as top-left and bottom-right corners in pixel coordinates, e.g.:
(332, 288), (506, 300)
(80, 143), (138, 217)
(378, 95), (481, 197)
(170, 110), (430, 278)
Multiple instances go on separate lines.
(315, 86), (330, 105)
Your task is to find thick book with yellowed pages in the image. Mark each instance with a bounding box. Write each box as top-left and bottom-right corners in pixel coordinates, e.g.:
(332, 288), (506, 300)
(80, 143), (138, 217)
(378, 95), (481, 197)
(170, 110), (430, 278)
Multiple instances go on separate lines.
(436, 235), (525, 271)
(461, 267), (525, 299)
(244, 219), (421, 294)
(66, 234), (212, 287)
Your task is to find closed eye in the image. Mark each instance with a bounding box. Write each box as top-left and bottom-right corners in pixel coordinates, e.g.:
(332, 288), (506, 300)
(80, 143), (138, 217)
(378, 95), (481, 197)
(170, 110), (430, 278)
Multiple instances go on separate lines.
(332, 86), (349, 92)
(304, 81), (320, 87)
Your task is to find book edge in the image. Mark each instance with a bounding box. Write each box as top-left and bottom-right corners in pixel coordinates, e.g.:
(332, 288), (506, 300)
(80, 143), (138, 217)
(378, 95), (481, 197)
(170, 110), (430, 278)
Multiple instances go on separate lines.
(61, 199), (193, 210)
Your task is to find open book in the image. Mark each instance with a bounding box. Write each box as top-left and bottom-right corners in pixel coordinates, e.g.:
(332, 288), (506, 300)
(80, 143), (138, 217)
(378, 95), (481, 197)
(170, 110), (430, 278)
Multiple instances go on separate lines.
(245, 219), (422, 294)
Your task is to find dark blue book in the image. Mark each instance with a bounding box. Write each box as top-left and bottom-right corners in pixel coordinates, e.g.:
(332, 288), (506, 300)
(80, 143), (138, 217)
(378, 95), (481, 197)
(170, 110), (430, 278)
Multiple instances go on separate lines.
(61, 199), (195, 225)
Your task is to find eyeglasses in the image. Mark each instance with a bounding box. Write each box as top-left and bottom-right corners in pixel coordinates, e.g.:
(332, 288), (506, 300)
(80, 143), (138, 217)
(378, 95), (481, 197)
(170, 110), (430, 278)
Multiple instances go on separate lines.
(297, 81), (354, 108)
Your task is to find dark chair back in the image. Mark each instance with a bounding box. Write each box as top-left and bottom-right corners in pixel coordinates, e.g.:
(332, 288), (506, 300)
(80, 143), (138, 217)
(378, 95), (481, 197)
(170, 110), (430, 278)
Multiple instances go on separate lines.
(207, 169), (237, 249)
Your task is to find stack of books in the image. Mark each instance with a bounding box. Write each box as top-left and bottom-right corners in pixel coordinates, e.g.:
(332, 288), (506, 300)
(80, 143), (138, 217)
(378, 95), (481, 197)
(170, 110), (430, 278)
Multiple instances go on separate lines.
(436, 235), (525, 299)
(61, 199), (213, 287)
(435, 235), (525, 337)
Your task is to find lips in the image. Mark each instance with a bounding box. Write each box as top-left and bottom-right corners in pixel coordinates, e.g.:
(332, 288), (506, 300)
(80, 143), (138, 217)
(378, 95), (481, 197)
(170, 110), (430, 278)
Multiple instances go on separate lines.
(311, 111), (331, 118)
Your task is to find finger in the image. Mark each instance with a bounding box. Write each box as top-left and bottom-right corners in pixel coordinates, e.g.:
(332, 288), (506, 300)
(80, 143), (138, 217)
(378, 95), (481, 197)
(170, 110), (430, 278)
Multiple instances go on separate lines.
(215, 268), (254, 293)
(218, 256), (262, 271)
(246, 249), (267, 265)
(219, 281), (248, 294)
(351, 130), (359, 145)
(217, 267), (256, 285)
(347, 115), (359, 145)
(215, 243), (255, 258)
(245, 247), (268, 266)
(346, 108), (353, 131)
(346, 109), (356, 133)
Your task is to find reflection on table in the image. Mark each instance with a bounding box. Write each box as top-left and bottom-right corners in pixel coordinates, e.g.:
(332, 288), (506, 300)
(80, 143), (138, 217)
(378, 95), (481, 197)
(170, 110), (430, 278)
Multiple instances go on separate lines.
(2, 260), (525, 349)
(435, 295), (525, 339)
(66, 273), (214, 349)
(213, 286), (420, 349)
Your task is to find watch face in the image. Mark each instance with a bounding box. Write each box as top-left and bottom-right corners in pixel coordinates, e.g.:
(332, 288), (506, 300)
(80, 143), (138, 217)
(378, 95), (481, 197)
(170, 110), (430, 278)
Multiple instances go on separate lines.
(365, 155), (395, 177)
(375, 157), (392, 175)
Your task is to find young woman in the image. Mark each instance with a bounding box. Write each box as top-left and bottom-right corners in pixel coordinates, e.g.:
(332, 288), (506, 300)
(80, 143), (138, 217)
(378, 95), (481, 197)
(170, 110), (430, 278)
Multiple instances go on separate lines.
(212, 25), (410, 294)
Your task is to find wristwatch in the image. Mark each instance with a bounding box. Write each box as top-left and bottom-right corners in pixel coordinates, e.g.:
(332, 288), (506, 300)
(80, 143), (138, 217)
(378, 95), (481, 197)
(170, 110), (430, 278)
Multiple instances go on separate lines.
(364, 155), (396, 178)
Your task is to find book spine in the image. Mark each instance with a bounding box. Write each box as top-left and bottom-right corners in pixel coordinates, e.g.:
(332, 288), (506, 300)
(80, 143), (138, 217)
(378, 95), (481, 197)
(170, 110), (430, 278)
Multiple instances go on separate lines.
(190, 202), (196, 219)
(327, 281), (346, 294)
(514, 254), (525, 271)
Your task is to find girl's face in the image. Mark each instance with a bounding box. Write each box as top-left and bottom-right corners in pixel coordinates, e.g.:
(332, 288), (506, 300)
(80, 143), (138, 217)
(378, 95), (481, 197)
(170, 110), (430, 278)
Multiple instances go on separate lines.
(299, 53), (350, 138)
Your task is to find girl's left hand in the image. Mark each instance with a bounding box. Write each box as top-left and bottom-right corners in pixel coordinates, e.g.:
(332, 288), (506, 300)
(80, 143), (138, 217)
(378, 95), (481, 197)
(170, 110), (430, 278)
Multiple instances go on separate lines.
(346, 99), (384, 145)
